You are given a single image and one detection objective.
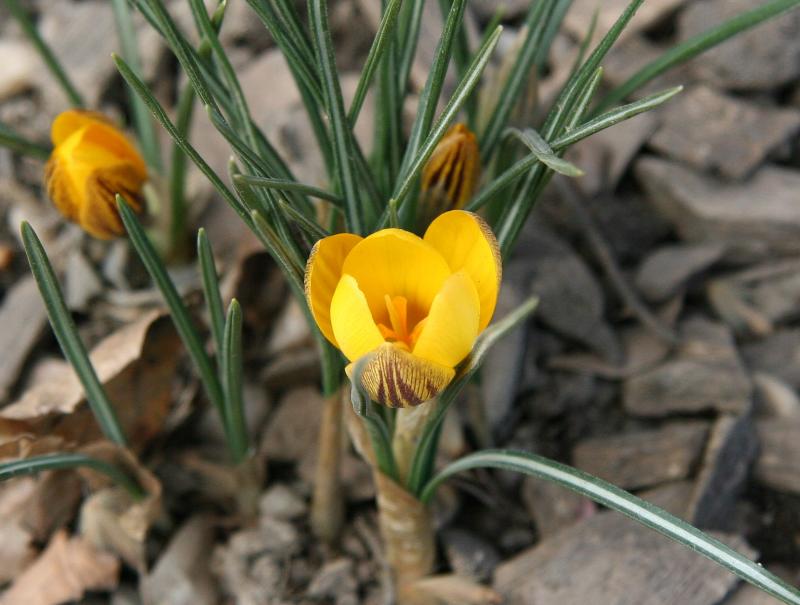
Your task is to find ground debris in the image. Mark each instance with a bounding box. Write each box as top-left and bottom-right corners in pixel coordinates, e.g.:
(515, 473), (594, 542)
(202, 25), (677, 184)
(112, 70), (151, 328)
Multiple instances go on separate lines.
(635, 242), (725, 303)
(494, 511), (754, 605)
(650, 85), (800, 179)
(573, 421), (710, 490)
(0, 529), (119, 605)
(636, 158), (800, 262)
(679, 0), (800, 90)
(755, 419), (800, 496)
(140, 515), (218, 605)
(0, 312), (180, 456)
(624, 317), (752, 417)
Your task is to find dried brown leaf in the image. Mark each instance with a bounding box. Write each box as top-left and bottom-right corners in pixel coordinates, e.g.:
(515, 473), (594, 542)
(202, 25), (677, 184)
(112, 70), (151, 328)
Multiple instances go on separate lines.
(77, 442), (162, 572)
(0, 479), (38, 584)
(400, 574), (503, 605)
(0, 530), (119, 605)
(0, 311), (180, 456)
(0, 276), (48, 403)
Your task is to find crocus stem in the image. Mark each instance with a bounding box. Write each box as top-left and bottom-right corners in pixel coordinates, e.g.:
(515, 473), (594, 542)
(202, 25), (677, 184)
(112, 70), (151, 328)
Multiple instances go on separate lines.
(393, 400), (439, 485)
(311, 385), (346, 543)
(234, 454), (263, 522)
(374, 471), (436, 588)
(346, 402), (437, 593)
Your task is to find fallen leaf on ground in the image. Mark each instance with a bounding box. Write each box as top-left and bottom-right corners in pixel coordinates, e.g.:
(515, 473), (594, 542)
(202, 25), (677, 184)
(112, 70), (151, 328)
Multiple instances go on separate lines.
(141, 514), (218, 605)
(0, 529), (119, 605)
(0, 479), (38, 584)
(77, 442), (162, 572)
(0, 276), (47, 404)
(400, 575), (503, 605)
(0, 311), (180, 456)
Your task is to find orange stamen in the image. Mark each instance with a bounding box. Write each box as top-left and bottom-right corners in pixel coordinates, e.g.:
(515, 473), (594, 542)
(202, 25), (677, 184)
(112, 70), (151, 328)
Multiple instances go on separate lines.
(377, 295), (425, 350)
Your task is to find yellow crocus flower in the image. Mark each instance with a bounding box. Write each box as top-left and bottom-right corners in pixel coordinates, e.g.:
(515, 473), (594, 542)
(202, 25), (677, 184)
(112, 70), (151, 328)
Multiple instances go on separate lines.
(305, 210), (501, 408)
(420, 123), (480, 213)
(44, 109), (147, 239)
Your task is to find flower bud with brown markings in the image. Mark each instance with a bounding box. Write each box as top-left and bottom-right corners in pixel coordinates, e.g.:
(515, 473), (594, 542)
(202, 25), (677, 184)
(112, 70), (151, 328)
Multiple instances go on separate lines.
(44, 110), (147, 239)
(419, 123), (480, 223)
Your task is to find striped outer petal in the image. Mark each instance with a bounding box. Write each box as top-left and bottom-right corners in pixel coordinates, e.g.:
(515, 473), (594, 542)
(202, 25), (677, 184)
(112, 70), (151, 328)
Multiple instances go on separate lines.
(347, 343), (455, 408)
(84, 164), (147, 239)
(44, 155), (81, 223)
(420, 123), (480, 210)
(424, 210), (502, 330)
(304, 233), (363, 346)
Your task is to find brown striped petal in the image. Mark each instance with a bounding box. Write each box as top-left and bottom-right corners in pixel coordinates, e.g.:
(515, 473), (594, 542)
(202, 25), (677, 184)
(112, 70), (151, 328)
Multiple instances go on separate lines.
(347, 343), (455, 408)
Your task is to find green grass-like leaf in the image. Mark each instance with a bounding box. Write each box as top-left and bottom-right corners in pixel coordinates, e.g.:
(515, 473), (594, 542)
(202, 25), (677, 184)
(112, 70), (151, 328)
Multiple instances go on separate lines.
(114, 54), (250, 227)
(3, 0), (84, 107)
(222, 299), (248, 463)
(189, 0), (256, 146)
(1, 453), (145, 500)
(111, 0), (163, 173)
(421, 450), (800, 605)
(560, 85), (683, 147)
(466, 85), (681, 213)
(117, 197), (230, 448)
(309, 0), (367, 234)
(242, 0), (323, 105)
(405, 296), (538, 495)
(21, 222), (127, 447)
(390, 25), (503, 220)
(508, 128), (584, 177)
(234, 175), (341, 207)
(0, 121), (50, 160)
(276, 198), (331, 242)
(596, 0), (800, 113)
(396, 0), (425, 96)
(349, 0), (404, 125)
(399, 0), (467, 182)
(494, 0), (644, 254)
(480, 0), (553, 157)
(197, 229), (226, 356)
(142, 0), (219, 111)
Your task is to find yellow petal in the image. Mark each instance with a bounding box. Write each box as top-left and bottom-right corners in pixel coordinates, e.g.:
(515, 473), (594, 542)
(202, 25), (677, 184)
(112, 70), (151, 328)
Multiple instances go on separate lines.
(412, 271), (480, 368)
(424, 210), (501, 330)
(304, 233), (363, 346)
(346, 342), (455, 408)
(51, 109), (115, 146)
(76, 122), (147, 178)
(342, 229), (451, 329)
(330, 274), (385, 361)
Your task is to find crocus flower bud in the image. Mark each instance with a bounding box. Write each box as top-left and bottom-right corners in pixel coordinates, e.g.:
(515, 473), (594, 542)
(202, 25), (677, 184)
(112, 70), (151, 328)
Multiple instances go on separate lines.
(44, 110), (147, 239)
(420, 123), (480, 221)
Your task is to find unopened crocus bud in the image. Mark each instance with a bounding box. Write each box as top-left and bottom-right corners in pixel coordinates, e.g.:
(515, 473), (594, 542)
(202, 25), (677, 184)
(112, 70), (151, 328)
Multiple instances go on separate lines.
(44, 110), (147, 239)
(420, 123), (480, 220)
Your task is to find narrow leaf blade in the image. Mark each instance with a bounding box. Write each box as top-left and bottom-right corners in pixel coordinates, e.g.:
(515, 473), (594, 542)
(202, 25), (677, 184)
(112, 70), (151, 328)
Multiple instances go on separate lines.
(421, 450), (800, 605)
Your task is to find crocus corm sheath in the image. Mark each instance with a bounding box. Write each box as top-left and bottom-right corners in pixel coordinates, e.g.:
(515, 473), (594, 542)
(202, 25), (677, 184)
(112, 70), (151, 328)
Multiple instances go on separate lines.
(305, 210), (501, 408)
(44, 109), (147, 239)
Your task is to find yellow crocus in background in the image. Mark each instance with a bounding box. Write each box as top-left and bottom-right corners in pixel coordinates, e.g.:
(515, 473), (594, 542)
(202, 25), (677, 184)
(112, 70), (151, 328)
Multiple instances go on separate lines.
(305, 210), (501, 408)
(420, 123), (480, 212)
(44, 109), (147, 239)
